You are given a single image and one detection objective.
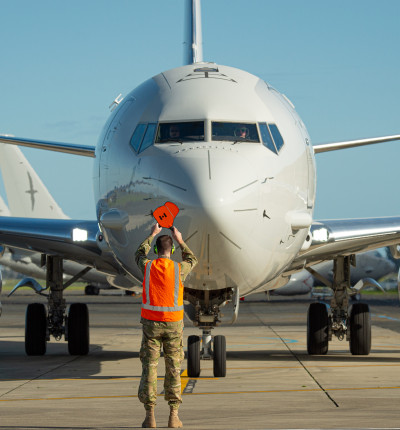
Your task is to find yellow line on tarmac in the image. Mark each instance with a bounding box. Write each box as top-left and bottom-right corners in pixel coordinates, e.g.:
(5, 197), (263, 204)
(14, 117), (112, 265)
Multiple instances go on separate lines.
(226, 363), (400, 370)
(183, 386), (400, 396)
(180, 369), (189, 393)
(2, 386), (400, 403)
(0, 395), (137, 402)
(1, 377), (151, 382)
(0, 372), (215, 384)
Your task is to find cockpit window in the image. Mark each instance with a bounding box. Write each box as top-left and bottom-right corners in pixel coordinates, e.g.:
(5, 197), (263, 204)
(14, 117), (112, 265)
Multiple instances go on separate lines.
(130, 123), (147, 153)
(211, 122), (259, 142)
(259, 123), (277, 153)
(140, 123), (157, 152)
(259, 122), (284, 154)
(155, 121), (204, 143)
(269, 124), (284, 152)
(130, 123), (157, 154)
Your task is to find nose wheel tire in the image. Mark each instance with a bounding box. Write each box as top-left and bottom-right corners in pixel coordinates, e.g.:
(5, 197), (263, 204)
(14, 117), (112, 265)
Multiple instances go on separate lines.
(307, 302), (329, 355)
(67, 303), (89, 355)
(213, 335), (226, 377)
(187, 335), (200, 377)
(349, 303), (371, 355)
(25, 303), (47, 356)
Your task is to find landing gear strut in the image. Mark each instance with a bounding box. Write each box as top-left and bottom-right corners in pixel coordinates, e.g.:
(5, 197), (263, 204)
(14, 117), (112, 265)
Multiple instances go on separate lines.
(25, 256), (90, 356)
(306, 256), (371, 355)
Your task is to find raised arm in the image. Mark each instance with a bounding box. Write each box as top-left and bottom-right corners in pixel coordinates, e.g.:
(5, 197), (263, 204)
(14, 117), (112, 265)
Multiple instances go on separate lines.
(135, 223), (162, 275)
(171, 226), (198, 281)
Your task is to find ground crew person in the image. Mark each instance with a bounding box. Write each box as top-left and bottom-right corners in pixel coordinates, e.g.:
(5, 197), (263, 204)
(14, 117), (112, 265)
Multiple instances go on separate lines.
(135, 222), (198, 428)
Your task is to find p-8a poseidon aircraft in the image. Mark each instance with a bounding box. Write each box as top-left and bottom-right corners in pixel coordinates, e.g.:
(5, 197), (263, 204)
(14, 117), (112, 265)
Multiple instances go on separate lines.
(1, 0), (400, 377)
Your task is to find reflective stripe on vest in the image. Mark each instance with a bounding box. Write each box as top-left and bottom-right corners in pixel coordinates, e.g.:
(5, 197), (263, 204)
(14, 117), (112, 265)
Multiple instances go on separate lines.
(142, 260), (183, 312)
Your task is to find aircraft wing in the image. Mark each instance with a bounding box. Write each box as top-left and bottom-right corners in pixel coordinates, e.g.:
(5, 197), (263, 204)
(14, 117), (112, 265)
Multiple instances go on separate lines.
(0, 135), (95, 157)
(0, 216), (119, 274)
(288, 217), (400, 271)
(313, 134), (400, 153)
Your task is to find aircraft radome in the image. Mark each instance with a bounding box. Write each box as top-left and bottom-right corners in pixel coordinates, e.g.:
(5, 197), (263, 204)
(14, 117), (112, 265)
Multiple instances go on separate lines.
(1, 0), (400, 377)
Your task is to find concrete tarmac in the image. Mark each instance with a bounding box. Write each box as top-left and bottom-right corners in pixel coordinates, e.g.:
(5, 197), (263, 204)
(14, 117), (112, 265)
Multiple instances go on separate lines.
(1, 290), (400, 429)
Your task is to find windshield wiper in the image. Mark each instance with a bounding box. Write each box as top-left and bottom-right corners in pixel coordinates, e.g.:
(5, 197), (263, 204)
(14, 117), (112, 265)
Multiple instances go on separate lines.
(231, 138), (253, 145)
(159, 138), (183, 144)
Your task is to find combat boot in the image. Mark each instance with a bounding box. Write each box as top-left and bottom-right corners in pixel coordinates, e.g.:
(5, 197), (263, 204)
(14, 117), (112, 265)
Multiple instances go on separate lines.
(142, 406), (156, 428)
(168, 407), (182, 428)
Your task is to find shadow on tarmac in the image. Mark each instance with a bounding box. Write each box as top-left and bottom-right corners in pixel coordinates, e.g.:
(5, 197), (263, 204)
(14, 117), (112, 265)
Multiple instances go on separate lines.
(0, 340), (143, 380)
(227, 349), (400, 362)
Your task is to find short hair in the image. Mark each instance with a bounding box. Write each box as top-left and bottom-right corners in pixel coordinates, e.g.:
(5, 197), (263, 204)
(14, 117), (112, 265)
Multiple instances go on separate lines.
(156, 235), (173, 254)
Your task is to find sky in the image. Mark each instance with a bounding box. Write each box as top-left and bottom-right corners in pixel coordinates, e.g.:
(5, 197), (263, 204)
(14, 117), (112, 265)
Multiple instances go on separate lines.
(0, 0), (399, 220)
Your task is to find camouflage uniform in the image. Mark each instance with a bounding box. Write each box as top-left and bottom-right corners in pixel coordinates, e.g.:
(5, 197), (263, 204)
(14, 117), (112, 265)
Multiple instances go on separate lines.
(135, 235), (197, 410)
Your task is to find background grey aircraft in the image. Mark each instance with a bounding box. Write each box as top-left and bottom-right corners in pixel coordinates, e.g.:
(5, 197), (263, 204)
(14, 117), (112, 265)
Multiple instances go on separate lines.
(0, 143), (121, 295)
(273, 248), (396, 296)
(0, 195), (8, 315)
(0, 0), (400, 378)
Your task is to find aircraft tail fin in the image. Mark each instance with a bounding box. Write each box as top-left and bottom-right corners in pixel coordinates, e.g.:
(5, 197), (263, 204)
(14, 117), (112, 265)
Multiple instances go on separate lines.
(0, 194), (10, 217)
(0, 143), (69, 219)
(184, 0), (203, 64)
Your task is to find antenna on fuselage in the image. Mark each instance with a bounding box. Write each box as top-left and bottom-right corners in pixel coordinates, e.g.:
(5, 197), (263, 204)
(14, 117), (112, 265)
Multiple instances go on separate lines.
(184, 0), (203, 64)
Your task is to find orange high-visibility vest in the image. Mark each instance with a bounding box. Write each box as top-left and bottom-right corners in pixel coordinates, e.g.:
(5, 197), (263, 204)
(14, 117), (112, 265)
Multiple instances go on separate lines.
(141, 258), (184, 322)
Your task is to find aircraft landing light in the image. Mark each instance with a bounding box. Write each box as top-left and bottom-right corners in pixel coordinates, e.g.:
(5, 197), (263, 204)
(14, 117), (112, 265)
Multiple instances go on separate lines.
(72, 228), (88, 242)
(312, 227), (329, 242)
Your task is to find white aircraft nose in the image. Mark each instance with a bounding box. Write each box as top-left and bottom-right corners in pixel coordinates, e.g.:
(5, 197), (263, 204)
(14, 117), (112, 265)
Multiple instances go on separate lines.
(153, 145), (264, 289)
(156, 146), (260, 231)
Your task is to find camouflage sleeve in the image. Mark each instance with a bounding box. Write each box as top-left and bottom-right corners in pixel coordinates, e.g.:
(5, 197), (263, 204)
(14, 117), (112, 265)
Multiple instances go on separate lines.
(179, 241), (198, 282)
(135, 235), (154, 275)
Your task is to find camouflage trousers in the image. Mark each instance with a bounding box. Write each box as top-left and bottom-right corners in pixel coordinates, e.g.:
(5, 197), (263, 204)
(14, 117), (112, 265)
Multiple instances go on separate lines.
(138, 318), (184, 410)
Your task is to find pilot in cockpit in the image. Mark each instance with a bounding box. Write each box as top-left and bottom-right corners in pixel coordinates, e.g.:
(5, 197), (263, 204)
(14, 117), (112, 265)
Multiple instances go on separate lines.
(169, 125), (181, 139)
(234, 126), (249, 139)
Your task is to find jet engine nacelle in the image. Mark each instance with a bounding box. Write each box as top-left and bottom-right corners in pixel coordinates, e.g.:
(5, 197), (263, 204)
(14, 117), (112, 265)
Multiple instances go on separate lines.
(106, 274), (141, 292)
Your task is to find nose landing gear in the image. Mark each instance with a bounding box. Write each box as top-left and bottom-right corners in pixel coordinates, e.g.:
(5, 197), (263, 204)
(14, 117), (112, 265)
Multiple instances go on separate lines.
(213, 334), (226, 377)
(186, 330), (227, 378)
(185, 287), (234, 377)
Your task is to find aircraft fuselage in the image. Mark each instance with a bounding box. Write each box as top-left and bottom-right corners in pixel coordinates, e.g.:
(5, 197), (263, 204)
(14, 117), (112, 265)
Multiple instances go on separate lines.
(95, 63), (315, 296)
